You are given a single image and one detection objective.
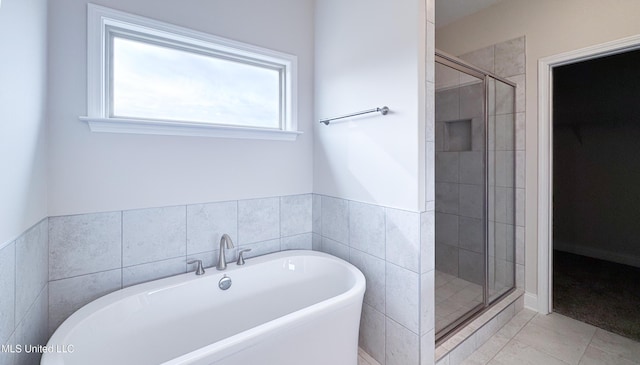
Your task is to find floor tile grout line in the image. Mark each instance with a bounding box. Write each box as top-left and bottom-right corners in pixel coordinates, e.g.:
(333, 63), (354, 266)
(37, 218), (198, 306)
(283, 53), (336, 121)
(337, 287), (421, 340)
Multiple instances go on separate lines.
(457, 310), (640, 365)
(576, 327), (598, 365)
(516, 313), (591, 365)
(587, 329), (640, 364)
(481, 310), (537, 365)
(485, 337), (515, 365)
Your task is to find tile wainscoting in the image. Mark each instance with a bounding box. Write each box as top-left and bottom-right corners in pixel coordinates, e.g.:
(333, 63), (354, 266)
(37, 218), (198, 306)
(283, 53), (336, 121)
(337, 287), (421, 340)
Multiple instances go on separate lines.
(0, 193), (435, 365)
(47, 194), (315, 334)
(0, 219), (49, 365)
(313, 195), (435, 365)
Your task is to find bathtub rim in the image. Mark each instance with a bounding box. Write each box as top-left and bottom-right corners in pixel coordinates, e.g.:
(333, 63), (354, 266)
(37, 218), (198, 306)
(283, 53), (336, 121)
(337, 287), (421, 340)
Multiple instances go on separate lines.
(44, 250), (365, 365)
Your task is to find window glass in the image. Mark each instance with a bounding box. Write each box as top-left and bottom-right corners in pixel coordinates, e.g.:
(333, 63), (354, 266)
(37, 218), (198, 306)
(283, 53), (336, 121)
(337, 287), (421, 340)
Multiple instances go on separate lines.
(112, 36), (282, 128)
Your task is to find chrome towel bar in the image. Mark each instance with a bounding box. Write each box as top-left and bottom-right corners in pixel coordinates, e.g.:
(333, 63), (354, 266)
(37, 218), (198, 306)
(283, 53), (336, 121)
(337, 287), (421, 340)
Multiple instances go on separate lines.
(319, 106), (389, 125)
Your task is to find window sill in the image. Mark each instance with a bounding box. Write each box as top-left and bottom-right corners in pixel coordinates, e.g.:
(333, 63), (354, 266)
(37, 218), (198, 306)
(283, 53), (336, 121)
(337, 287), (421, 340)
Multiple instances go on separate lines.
(79, 117), (302, 141)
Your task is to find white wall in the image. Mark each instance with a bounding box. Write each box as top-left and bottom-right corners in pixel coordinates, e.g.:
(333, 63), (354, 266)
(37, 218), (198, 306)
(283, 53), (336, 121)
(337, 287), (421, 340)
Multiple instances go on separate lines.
(47, 0), (315, 217)
(314, 0), (426, 212)
(435, 0), (640, 297)
(0, 0), (48, 245)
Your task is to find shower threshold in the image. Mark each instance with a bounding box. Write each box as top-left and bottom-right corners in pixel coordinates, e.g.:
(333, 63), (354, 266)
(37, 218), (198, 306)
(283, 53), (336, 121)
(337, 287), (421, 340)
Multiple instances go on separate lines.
(436, 289), (524, 363)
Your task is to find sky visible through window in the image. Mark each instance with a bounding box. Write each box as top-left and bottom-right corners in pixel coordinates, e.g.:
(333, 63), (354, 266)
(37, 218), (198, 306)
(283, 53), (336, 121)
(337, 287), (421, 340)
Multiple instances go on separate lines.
(112, 37), (281, 128)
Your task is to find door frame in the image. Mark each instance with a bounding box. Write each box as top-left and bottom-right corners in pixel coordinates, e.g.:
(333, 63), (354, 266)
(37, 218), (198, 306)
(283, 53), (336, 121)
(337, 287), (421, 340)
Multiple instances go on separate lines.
(537, 34), (640, 314)
(434, 52), (517, 341)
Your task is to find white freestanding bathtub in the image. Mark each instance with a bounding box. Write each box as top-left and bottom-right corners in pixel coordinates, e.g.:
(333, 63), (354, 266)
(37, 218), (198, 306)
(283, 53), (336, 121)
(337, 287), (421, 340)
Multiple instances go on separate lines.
(42, 250), (365, 365)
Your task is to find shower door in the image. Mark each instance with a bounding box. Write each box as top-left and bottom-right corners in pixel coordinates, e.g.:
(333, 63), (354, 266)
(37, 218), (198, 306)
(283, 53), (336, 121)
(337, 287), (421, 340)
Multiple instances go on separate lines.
(434, 53), (516, 341)
(434, 58), (487, 336)
(487, 77), (516, 303)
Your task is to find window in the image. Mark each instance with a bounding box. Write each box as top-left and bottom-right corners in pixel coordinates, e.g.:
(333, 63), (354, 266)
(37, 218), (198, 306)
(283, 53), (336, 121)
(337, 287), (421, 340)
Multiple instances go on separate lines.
(82, 4), (300, 141)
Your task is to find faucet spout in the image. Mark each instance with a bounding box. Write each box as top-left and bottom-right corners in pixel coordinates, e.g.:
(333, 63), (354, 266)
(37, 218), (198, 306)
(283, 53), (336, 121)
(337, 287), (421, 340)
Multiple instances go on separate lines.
(216, 234), (235, 270)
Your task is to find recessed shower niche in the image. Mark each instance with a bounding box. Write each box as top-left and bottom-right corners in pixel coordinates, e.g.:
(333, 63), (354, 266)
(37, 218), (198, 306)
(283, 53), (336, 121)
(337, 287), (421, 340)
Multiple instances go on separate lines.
(444, 119), (472, 152)
(434, 52), (516, 341)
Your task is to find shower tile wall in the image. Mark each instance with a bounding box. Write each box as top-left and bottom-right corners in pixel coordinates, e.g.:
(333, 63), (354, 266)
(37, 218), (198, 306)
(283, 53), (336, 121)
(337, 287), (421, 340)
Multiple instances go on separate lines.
(435, 76), (485, 287)
(487, 78), (517, 299)
(313, 195), (432, 365)
(459, 36), (526, 290)
(0, 219), (49, 365)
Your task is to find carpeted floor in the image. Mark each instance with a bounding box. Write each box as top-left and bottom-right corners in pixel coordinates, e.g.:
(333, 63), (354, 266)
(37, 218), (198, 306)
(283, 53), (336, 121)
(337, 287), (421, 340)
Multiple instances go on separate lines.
(553, 250), (640, 341)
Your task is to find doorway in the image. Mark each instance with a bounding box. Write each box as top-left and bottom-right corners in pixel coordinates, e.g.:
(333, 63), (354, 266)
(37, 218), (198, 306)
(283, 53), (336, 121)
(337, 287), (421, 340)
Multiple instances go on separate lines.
(551, 49), (640, 341)
(538, 35), (640, 340)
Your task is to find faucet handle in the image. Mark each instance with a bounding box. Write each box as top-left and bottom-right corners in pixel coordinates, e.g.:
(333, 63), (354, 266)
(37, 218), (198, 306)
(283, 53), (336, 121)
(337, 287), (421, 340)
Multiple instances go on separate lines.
(236, 249), (252, 265)
(187, 259), (205, 275)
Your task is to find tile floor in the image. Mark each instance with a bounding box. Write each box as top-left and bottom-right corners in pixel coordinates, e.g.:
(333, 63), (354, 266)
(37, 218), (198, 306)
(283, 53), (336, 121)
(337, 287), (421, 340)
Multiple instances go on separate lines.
(359, 309), (640, 365)
(435, 270), (483, 333)
(459, 309), (640, 365)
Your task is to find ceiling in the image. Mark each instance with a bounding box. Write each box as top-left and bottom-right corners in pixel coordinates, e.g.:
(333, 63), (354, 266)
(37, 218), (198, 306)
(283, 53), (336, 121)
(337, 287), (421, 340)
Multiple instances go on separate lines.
(435, 0), (505, 28)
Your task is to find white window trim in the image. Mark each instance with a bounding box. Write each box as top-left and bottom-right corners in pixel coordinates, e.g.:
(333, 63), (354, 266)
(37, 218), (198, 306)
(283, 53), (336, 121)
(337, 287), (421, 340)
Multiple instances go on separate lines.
(81, 4), (301, 141)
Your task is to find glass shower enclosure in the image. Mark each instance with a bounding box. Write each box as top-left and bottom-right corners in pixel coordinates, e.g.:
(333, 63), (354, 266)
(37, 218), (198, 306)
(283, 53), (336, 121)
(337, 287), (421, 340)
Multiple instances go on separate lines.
(434, 52), (516, 341)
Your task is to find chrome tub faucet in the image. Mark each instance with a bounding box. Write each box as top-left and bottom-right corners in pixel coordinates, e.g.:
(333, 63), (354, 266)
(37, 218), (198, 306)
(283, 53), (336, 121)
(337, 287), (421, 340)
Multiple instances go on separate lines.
(236, 249), (252, 265)
(217, 234), (234, 270)
(187, 259), (205, 275)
